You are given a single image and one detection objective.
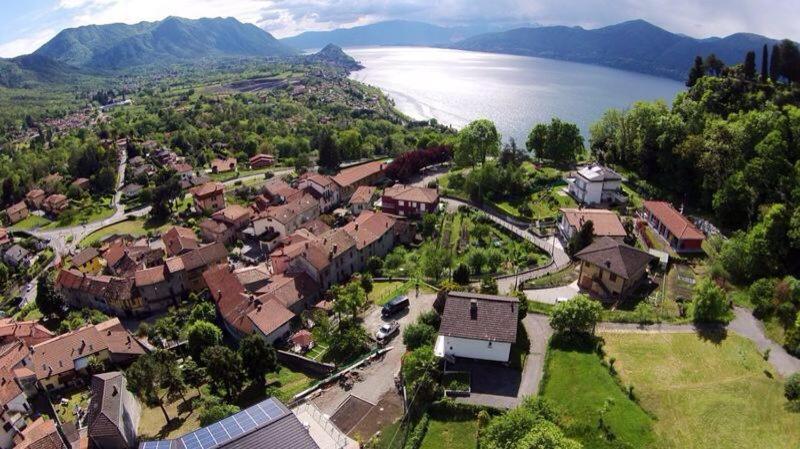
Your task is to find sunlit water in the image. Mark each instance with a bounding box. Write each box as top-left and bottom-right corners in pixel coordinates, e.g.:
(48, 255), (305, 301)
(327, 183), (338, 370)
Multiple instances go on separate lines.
(347, 46), (684, 142)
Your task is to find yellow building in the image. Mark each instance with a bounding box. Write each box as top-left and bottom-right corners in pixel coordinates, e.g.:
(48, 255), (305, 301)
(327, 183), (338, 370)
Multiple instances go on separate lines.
(71, 247), (104, 274)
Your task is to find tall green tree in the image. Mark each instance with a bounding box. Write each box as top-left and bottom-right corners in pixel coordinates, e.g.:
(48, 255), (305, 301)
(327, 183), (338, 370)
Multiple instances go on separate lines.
(126, 350), (182, 423)
(686, 56), (705, 87)
(691, 277), (729, 322)
(566, 220), (594, 257)
(314, 127), (340, 171)
(761, 44), (769, 81)
(770, 44), (782, 81)
(35, 275), (63, 318)
(237, 334), (277, 386)
(455, 119), (501, 167)
(202, 346), (244, 401)
(778, 39), (800, 83)
(743, 51), (757, 80)
(187, 320), (222, 363)
(526, 118), (583, 164)
(332, 282), (367, 321)
(704, 54), (725, 76)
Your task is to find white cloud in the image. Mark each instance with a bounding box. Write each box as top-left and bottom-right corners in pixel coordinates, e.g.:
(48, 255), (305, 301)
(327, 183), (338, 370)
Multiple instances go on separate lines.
(0, 28), (57, 58)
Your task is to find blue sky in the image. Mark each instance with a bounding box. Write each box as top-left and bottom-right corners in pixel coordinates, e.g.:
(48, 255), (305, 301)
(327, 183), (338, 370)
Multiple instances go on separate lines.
(2, 0), (799, 58)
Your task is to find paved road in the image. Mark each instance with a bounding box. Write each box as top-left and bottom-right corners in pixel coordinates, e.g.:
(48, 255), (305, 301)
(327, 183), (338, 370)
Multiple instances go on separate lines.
(523, 281), (580, 304)
(312, 291), (436, 415)
(520, 313), (553, 396)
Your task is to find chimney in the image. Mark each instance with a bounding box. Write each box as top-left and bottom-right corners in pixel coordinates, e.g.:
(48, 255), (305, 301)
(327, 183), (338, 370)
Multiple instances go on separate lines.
(355, 223), (359, 231)
(217, 289), (222, 299)
(605, 260), (612, 268)
(112, 386), (119, 396)
(333, 244), (338, 253)
(470, 299), (478, 320)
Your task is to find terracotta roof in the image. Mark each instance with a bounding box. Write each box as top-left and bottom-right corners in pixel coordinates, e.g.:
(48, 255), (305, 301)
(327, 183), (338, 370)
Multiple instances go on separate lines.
(575, 237), (656, 279)
(26, 189), (45, 201)
(255, 272), (319, 310)
(262, 179), (299, 200)
(643, 201), (705, 241)
(199, 218), (229, 234)
(212, 204), (252, 224)
(44, 194), (68, 208)
(266, 194), (318, 225)
(349, 186), (376, 205)
(316, 228), (356, 258)
(0, 362), (24, 406)
(13, 417), (66, 449)
(31, 318), (144, 380)
(560, 208), (627, 237)
(303, 173), (335, 188)
(332, 160), (386, 188)
(71, 247), (100, 267)
(71, 178), (90, 188)
(171, 162), (194, 173)
(7, 201), (27, 215)
(299, 218), (331, 236)
(55, 269), (134, 302)
(134, 265), (167, 287)
(0, 227), (8, 244)
(342, 210), (396, 250)
(162, 226), (199, 256)
(249, 154), (274, 163)
(165, 242), (228, 273)
(247, 299), (294, 337)
(291, 330), (313, 347)
(234, 265), (270, 289)
(0, 318), (55, 346)
(191, 182), (225, 199)
(439, 291), (519, 344)
(382, 184), (439, 204)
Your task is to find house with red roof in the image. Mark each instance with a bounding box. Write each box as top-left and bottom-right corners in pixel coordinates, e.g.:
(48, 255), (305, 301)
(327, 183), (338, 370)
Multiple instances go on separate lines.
(191, 182), (226, 213)
(298, 173), (340, 212)
(380, 184), (439, 217)
(249, 153), (275, 169)
(332, 160), (387, 201)
(642, 201), (705, 253)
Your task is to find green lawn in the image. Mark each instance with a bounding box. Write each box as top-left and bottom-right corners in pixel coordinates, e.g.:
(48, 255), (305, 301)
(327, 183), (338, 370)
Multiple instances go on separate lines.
(371, 281), (406, 305)
(80, 219), (171, 246)
(495, 184), (576, 220)
(419, 415), (478, 449)
(601, 332), (800, 449)
(10, 214), (51, 231)
(269, 365), (319, 403)
(541, 339), (657, 449)
(54, 387), (91, 424)
(42, 196), (115, 230)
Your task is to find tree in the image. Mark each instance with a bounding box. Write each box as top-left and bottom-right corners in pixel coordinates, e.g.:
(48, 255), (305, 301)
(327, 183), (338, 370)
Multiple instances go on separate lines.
(315, 128), (340, 170)
(181, 359), (207, 395)
(480, 397), (577, 449)
(35, 275), (63, 318)
(187, 321), (222, 363)
(761, 44), (769, 81)
(786, 372), (800, 401)
(421, 213), (438, 238)
(200, 403), (240, 426)
(455, 119), (500, 167)
(401, 346), (440, 405)
(480, 275), (498, 294)
(566, 220), (594, 257)
(419, 244), (451, 282)
(332, 282), (367, 321)
(402, 323), (436, 350)
(526, 118), (583, 164)
(778, 39), (800, 83)
(366, 256), (383, 276)
(327, 318), (369, 363)
(743, 51), (757, 81)
(126, 350), (182, 423)
(770, 44), (782, 81)
(687, 56), (705, 87)
(0, 263), (8, 289)
(237, 334), (277, 386)
(148, 316), (181, 348)
(360, 274), (373, 301)
(704, 54), (725, 76)
(202, 346), (244, 401)
(453, 263), (471, 285)
(526, 124), (548, 160)
(189, 301), (217, 324)
(691, 277), (729, 322)
(549, 295), (602, 335)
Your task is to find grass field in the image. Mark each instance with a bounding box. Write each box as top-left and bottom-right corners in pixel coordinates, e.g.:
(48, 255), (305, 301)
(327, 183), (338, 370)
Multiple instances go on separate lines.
(269, 365), (319, 403)
(602, 332), (800, 449)
(419, 415), (478, 449)
(80, 218), (171, 246)
(371, 281), (406, 305)
(541, 339), (657, 449)
(139, 388), (202, 439)
(10, 214), (51, 230)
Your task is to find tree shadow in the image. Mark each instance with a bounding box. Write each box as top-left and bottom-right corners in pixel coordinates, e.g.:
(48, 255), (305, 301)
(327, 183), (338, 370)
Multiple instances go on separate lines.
(694, 323), (727, 345)
(763, 370), (774, 379)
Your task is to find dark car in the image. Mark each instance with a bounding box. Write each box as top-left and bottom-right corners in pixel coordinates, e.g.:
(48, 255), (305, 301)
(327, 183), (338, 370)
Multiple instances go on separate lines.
(382, 295), (410, 317)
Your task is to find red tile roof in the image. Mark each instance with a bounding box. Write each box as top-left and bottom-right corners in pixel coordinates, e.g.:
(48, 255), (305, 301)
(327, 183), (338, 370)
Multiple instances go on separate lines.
(382, 184), (438, 204)
(211, 157), (237, 172)
(191, 182), (225, 199)
(0, 318), (55, 346)
(266, 194), (318, 225)
(342, 210), (396, 250)
(560, 208), (627, 238)
(349, 186), (376, 205)
(162, 226), (200, 256)
(134, 265), (167, 287)
(13, 417), (66, 449)
(643, 201), (705, 241)
(165, 242), (228, 273)
(332, 160), (386, 188)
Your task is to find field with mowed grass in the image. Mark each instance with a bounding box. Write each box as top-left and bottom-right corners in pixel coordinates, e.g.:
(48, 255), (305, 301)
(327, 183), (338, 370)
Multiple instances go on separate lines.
(601, 332), (800, 449)
(541, 339), (656, 449)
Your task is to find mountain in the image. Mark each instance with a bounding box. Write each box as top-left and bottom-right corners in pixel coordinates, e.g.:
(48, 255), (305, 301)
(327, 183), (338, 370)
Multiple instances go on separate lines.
(306, 44), (363, 70)
(0, 54), (86, 88)
(280, 20), (499, 50)
(452, 20), (779, 80)
(34, 16), (295, 70)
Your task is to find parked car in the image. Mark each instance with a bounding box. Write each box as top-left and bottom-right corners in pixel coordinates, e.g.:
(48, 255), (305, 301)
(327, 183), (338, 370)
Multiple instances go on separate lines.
(382, 295), (410, 317)
(376, 321), (400, 342)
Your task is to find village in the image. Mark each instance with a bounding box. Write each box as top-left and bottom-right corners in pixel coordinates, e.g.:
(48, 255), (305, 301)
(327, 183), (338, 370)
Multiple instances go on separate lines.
(0, 121), (742, 449)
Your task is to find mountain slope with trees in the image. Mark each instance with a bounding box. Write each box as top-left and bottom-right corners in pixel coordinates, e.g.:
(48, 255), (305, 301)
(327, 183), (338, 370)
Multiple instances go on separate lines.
(33, 16), (295, 69)
(452, 19), (780, 80)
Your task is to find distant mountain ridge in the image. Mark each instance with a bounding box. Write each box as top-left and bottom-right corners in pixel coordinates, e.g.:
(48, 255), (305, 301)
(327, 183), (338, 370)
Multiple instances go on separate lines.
(33, 16), (295, 70)
(451, 20), (780, 80)
(280, 20), (505, 50)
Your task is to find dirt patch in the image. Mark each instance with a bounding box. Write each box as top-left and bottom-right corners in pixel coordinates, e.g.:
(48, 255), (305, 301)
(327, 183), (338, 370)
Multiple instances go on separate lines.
(226, 77), (289, 92)
(330, 395), (375, 434)
(349, 392), (404, 442)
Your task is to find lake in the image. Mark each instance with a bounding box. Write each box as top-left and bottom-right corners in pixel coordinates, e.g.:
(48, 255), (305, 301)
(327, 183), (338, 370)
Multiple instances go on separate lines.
(347, 46), (684, 143)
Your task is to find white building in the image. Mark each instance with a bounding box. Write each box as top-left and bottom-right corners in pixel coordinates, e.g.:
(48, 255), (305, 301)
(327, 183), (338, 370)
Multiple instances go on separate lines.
(434, 291), (518, 363)
(567, 164), (624, 205)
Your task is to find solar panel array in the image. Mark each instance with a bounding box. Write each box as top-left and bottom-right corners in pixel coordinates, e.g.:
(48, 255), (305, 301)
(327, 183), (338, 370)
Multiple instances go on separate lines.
(139, 398), (287, 449)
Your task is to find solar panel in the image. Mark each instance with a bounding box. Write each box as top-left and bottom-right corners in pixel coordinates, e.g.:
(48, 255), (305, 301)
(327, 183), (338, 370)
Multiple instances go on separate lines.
(139, 398), (288, 449)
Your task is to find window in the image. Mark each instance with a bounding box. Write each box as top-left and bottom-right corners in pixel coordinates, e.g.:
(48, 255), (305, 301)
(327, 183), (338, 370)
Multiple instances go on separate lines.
(609, 272), (617, 282)
(488, 341), (493, 348)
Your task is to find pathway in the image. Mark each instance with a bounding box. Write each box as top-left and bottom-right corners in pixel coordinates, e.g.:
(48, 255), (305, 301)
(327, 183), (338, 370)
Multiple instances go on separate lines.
(597, 307), (800, 377)
(523, 281), (580, 304)
(440, 197), (571, 293)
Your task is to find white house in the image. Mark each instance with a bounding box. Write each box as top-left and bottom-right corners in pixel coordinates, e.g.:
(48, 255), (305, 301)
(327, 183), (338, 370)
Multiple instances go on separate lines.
(298, 173), (340, 212)
(434, 291), (518, 363)
(567, 164), (624, 205)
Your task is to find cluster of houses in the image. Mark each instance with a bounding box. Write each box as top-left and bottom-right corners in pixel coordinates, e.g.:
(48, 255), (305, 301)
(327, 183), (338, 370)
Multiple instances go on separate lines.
(4, 185), (73, 226)
(55, 160), (440, 344)
(558, 164), (707, 303)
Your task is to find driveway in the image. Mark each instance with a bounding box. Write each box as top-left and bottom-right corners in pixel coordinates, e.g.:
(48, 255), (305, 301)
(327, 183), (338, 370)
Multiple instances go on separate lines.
(523, 280), (580, 304)
(448, 313), (553, 409)
(312, 291), (436, 415)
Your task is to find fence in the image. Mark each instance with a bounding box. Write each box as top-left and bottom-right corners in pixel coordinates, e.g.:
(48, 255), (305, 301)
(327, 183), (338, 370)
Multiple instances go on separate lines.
(277, 350), (335, 376)
(294, 402), (351, 449)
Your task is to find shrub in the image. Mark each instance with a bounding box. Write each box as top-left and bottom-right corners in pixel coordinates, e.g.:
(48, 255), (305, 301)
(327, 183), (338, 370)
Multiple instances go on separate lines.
(692, 277), (729, 322)
(403, 323), (437, 350)
(402, 413), (430, 449)
(786, 373), (800, 402)
(550, 294), (602, 335)
(199, 403), (240, 426)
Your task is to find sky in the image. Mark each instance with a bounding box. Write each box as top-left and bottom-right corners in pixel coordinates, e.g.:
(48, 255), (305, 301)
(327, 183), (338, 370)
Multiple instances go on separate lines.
(1, 0), (799, 58)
